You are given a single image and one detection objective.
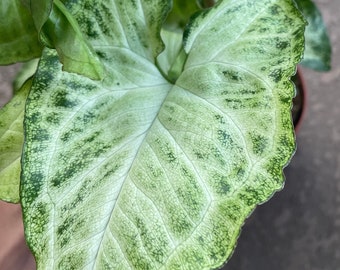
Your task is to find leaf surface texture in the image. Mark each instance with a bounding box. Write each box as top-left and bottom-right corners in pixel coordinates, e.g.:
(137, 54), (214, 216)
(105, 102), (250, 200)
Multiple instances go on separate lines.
(21, 0), (304, 269)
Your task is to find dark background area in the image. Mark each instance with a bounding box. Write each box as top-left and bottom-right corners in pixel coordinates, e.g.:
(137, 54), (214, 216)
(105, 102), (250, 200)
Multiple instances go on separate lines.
(0, 0), (339, 269)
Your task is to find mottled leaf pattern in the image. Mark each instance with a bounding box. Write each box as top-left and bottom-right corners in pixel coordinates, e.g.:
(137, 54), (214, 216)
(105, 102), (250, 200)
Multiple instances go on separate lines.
(20, 0), (304, 269)
(0, 79), (32, 203)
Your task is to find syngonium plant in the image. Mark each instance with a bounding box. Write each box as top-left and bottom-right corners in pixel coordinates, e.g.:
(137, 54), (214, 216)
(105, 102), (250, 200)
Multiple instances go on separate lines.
(0, 0), (331, 269)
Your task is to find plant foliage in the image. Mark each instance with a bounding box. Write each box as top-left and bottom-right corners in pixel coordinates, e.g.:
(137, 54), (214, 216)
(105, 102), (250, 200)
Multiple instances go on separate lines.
(294, 0), (331, 71)
(0, 0), (309, 269)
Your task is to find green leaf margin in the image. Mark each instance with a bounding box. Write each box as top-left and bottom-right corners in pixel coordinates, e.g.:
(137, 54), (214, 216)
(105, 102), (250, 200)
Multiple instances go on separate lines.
(0, 78), (32, 203)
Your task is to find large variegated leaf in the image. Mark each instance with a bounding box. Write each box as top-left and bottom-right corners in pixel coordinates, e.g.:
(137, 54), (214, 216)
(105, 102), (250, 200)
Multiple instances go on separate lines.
(295, 0), (331, 71)
(0, 79), (32, 203)
(21, 0), (305, 269)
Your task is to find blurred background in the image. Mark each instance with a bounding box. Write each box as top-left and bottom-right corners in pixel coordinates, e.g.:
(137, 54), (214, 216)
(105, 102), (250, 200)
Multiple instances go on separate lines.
(0, 0), (339, 269)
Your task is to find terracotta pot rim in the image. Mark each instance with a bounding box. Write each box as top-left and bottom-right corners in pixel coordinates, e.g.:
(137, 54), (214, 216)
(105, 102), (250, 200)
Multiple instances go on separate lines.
(293, 67), (307, 133)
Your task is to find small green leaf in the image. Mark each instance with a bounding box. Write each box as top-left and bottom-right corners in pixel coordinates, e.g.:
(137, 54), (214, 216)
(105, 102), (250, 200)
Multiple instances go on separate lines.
(295, 0), (331, 71)
(13, 58), (39, 92)
(0, 0), (43, 64)
(41, 0), (105, 80)
(23, 0), (104, 80)
(0, 78), (32, 203)
(27, 0), (53, 33)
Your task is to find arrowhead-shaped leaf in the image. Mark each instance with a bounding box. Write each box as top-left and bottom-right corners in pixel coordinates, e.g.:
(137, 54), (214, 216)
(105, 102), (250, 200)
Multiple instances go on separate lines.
(0, 78), (32, 203)
(21, 0), (305, 269)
